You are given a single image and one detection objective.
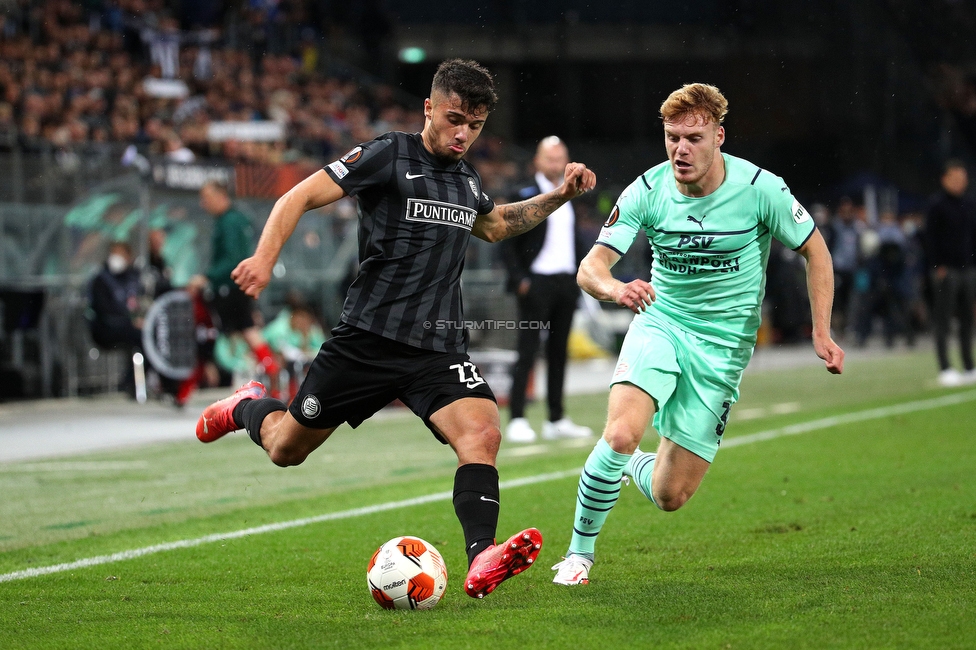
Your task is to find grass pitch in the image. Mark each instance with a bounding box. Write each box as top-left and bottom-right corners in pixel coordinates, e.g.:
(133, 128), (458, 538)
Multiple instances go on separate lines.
(1, 349), (974, 649)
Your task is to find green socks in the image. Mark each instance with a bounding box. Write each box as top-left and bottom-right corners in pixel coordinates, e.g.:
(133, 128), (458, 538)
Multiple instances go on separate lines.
(568, 438), (631, 560)
(624, 449), (659, 508)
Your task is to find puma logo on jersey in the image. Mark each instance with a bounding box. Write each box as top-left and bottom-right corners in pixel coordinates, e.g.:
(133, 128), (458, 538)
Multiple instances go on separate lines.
(687, 214), (707, 229)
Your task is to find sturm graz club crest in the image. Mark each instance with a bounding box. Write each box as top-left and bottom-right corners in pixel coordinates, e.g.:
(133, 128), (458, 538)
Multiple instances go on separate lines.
(301, 395), (321, 419)
(467, 177), (479, 197)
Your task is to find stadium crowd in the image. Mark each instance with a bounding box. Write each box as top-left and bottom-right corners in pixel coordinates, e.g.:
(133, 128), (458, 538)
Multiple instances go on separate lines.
(2, 0), (975, 394)
(0, 0), (518, 194)
(0, 1), (401, 162)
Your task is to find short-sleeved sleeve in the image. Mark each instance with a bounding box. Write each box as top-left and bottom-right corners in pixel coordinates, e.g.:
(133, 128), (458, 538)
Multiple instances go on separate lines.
(477, 188), (494, 216)
(755, 171), (816, 250)
(595, 180), (646, 256)
(323, 135), (396, 196)
(470, 167), (495, 215)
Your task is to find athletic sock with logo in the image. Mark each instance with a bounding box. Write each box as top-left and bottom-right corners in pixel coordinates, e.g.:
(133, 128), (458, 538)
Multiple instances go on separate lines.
(624, 450), (659, 508)
(568, 437), (631, 561)
(453, 463), (500, 566)
(234, 397), (287, 447)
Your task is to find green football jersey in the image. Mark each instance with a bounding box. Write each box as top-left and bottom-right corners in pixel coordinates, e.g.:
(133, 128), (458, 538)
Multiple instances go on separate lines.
(596, 153), (815, 348)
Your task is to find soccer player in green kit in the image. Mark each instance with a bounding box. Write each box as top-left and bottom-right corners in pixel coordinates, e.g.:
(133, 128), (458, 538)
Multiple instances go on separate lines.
(551, 83), (845, 586)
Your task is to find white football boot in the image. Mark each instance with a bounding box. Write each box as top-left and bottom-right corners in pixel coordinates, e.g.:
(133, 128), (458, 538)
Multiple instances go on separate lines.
(551, 554), (593, 585)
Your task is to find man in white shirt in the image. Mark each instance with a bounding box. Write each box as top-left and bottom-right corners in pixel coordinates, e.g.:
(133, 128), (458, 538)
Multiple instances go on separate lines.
(500, 136), (593, 442)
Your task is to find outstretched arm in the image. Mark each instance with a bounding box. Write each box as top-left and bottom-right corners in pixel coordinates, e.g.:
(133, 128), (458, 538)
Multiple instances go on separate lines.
(472, 162), (596, 242)
(797, 228), (845, 374)
(577, 244), (655, 314)
(233, 170), (346, 298)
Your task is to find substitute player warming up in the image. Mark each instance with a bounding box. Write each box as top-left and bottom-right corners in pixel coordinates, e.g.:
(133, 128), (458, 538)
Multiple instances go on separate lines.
(551, 83), (843, 586)
(195, 59), (596, 599)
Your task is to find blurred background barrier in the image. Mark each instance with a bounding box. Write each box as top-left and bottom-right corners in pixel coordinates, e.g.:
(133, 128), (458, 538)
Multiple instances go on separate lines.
(2, 0), (973, 399)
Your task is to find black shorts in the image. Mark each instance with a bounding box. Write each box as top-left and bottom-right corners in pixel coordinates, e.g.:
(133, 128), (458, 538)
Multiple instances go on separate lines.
(211, 283), (256, 332)
(289, 323), (496, 442)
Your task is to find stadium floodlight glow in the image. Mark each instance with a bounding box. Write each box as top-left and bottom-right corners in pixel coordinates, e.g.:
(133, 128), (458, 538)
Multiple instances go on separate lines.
(398, 47), (427, 64)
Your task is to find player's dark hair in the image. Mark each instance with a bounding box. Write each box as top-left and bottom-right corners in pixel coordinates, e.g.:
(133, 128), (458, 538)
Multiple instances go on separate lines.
(431, 59), (497, 113)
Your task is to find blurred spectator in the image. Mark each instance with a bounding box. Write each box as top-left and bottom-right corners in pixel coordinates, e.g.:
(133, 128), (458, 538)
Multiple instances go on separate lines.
(86, 240), (150, 397)
(900, 211), (929, 335)
(854, 210), (914, 348)
(161, 129), (195, 162)
(213, 330), (255, 381)
(765, 239), (811, 343)
(262, 293), (328, 403)
(0, 101), (16, 149)
(924, 160), (976, 386)
(145, 226), (174, 297)
(500, 136), (592, 444)
(263, 294), (327, 365)
(824, 196), (861, 339)
(144, 15), (182, 79)
(87, 240), (145, 352)
(188, 179), (281, 394)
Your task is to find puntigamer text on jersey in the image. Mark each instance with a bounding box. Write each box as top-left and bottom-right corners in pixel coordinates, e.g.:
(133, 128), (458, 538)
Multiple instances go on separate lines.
(405, 198), (478, 230)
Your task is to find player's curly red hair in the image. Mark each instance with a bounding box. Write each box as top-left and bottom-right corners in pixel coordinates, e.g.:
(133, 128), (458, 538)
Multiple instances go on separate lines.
(660, 83), (729, 125)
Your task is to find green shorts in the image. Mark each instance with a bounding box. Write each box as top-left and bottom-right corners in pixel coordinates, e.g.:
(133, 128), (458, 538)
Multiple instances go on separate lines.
(611, 314), (753, 462)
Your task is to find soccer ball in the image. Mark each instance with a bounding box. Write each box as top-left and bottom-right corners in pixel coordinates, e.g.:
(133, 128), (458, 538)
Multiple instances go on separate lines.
(367, 536), (448, 610)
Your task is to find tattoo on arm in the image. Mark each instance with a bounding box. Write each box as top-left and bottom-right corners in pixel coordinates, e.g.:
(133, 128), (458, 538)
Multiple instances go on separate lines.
(498, 191), (566, 238)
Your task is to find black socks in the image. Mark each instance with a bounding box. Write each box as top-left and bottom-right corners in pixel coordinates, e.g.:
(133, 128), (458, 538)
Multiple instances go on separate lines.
(453, 463), (500, 566)
(233, 398), (287, 447)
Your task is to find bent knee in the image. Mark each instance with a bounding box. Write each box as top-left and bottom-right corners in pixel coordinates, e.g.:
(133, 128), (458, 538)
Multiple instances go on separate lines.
(652, 488), (694, 512)
(470, 422), (501, 453)
(267, 443), (309, 467)
(604, 427), (643, 455)
(455, 422), (501, 463)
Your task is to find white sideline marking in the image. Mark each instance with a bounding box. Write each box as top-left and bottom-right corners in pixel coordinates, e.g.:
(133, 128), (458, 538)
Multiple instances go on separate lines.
(3, 389), (975, 584)
(722, 390), (976, 449)
(735, 402), (801, 421)
(0, 470), (579, 584)
(0, 461), (150, 473)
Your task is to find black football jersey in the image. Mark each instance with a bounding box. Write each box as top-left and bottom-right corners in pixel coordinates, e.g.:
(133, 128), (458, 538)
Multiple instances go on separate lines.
(324, 131), (495, 353)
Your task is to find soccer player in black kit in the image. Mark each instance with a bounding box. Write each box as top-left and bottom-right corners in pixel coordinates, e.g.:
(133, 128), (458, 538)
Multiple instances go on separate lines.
(196, 59), (597, 599)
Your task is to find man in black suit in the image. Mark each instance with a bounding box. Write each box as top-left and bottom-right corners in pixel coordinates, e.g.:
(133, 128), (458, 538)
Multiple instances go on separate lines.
(925, 159), (976, 386)
(501, 136), (594, 442)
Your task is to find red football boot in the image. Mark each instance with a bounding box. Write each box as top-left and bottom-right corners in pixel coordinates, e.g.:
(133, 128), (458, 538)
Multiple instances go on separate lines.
(464, 528), (543, 599)
(196, 380), (267, 443)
